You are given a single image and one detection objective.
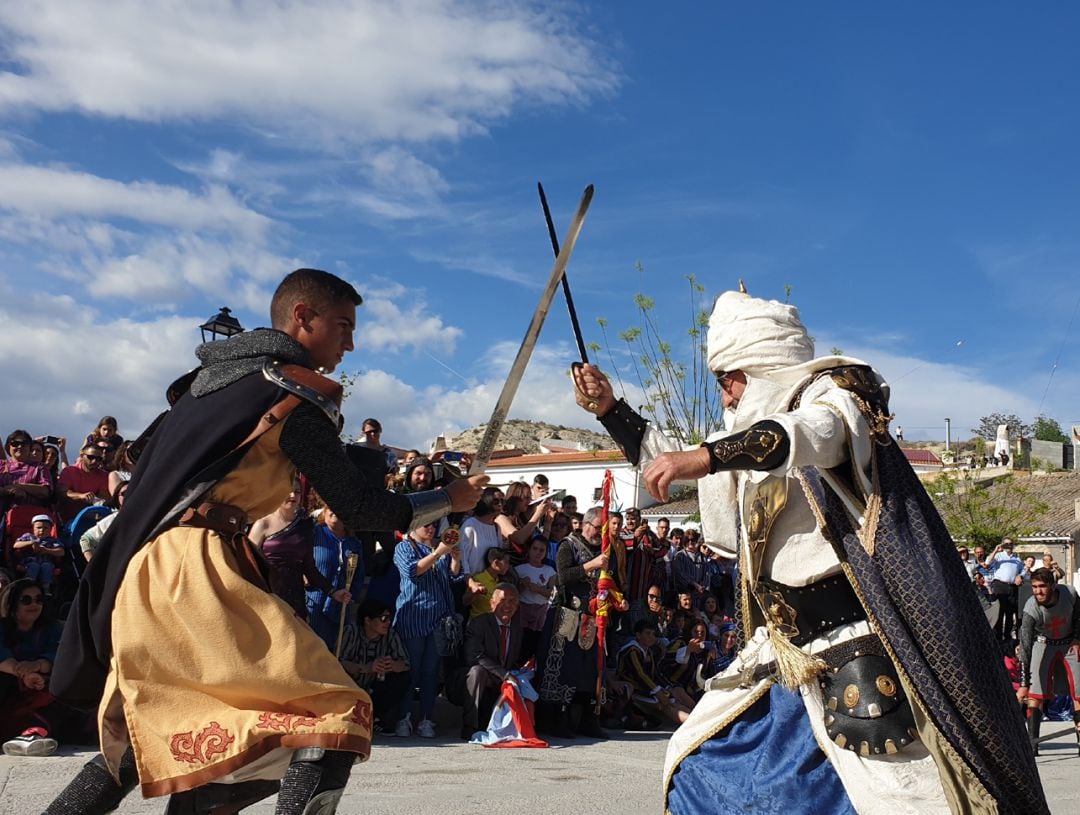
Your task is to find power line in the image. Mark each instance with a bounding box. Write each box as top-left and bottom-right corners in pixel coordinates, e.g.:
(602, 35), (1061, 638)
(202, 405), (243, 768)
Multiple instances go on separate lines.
(1036, 292), (1080, 417)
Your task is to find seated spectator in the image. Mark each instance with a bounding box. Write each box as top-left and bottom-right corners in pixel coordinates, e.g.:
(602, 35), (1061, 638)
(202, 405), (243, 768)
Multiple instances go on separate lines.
(495, 482), (551, 565)
(307, 498), (365, 649)
(465, 547), (512, 619)
(55, 444), (110, 525)
(455, 583), (523, 739)
(340, 598), (410, 734)
(0, 580), (72, 756)
(107, 441), (135, 495)
(39, 440), (66, 486)
(459, 487), (505, 576)
(625, 583), (665, 635)
(712, 622), (738, 673)
(617, 619), (694, 726)
(0, 430), (54, 510)
(80, 482), (127, 563)
(394, 521), (463, 739)
(12, 516), (64, 597)
(664, 620), (720, 699)
(84, 415), (123, 455)
(249, 486), (350, 621)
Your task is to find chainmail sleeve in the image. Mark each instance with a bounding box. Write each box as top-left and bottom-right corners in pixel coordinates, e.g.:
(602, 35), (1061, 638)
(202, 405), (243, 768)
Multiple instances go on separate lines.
(1018, 601), (1036, 688)
(279, 401), (414, 533)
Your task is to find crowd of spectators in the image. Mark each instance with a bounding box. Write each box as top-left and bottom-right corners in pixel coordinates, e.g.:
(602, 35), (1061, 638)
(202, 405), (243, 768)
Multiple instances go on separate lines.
(0, 418), (130, 757)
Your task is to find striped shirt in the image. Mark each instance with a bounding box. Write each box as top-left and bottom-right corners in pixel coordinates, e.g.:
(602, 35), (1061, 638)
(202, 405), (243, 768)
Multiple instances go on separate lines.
(393, 537), (460, 639)
(340, 626), (410, 691)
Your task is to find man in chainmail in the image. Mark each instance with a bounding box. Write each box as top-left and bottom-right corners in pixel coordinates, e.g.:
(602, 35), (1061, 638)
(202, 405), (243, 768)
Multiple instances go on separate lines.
(1017, 567), (1080, 756)
(573, 287), (1046, 814)
(44, 269), (486, 815)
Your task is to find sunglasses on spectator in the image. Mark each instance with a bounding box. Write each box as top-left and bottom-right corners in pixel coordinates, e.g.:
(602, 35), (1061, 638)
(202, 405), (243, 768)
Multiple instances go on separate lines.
(9, 439), (29, 448)
(84, 453), (104, 462)
(648, 593), (662, 600)
(19, 594), (44, 606)
(376, 613), (392, 622)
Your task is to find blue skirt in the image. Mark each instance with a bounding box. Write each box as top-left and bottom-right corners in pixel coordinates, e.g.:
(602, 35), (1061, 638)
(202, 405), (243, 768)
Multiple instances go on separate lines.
(669, 684), (856, 815)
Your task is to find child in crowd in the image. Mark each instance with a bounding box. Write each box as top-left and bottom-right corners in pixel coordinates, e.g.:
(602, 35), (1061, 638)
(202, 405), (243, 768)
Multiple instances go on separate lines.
(515, 537), (556, 631)
(13, 516), (65, 596)
(464, 547), (511, 619)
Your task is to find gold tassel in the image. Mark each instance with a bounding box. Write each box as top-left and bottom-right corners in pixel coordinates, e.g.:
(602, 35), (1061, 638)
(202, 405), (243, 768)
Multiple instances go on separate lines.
(767, 623), (826, 690)
(857, 447), (883, 556)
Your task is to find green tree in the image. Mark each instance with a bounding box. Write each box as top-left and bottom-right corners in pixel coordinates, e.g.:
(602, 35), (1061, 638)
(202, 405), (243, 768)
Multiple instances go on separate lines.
(931, 472), (1049, 549)
(972, 413), (1031, 441)
(595, 265), (721, 445)
(1032, 414), (1068, 443)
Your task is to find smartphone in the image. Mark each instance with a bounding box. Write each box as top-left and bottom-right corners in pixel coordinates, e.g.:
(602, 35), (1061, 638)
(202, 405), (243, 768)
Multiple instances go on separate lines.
(44, 435), (61, 446)
(442, 451), (464, 463)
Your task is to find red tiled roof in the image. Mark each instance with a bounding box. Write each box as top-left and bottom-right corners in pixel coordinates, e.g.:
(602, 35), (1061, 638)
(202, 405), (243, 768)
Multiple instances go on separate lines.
(902, 448), (943, 466)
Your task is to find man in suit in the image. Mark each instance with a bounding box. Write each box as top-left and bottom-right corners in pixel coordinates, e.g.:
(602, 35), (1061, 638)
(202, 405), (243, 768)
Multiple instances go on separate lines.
(459, 582), (522, 739)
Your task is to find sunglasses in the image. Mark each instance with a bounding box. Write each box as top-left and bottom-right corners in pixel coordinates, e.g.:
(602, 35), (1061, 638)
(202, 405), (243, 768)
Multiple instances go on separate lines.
(19, 594), (44, 606)
(84, 453), (104, 462)
(648, 594), (662, 600)
(376, 613), (392, 622)
(9, 439), (29, 447)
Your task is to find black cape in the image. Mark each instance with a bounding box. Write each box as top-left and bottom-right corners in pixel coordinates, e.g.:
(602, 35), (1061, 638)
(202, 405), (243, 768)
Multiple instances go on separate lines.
(802, 441), (1047, 814)
(51, 372), (285, 708)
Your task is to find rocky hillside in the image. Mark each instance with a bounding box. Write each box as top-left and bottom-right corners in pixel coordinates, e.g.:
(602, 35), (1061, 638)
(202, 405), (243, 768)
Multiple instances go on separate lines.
(444, 419), (615, 455)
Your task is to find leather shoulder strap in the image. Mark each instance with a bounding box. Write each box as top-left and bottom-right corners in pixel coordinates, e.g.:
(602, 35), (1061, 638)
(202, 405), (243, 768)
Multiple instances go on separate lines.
(262, 360), (344, 427)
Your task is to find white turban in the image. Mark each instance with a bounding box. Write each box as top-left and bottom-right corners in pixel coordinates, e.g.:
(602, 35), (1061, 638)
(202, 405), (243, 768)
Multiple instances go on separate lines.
(706, 291), (814, 378)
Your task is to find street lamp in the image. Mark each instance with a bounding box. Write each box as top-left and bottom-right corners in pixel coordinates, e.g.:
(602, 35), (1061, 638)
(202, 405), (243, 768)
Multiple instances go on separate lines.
(199, 307), (245, 343)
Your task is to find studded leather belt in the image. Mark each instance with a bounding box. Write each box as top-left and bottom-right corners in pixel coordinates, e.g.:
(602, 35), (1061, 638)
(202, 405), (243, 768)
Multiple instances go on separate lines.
(178, 501), (249, 537)
(755, 573), (866, 646)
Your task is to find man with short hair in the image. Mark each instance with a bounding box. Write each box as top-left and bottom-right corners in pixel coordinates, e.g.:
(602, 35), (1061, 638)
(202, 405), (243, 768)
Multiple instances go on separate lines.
(1017, 567), (1080, 755)
(458, 583), (523, 739)
(672, 533), (707, 597)
(531, 473), (549, 500)
(45, 268), (486, 815)
(56, 444), (110, 524)
(561, 494), (578, 517)
(360, 417), (397, 472)
(622, 507), (670, 605)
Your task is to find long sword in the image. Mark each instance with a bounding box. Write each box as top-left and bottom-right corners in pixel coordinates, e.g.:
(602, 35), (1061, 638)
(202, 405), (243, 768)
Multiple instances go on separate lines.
(468, 184), (595, 475)
(538, 182), (590, 364)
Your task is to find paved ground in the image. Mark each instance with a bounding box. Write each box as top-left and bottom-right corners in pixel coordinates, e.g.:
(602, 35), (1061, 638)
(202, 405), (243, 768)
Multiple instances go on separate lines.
(1, 723), (1077, 813)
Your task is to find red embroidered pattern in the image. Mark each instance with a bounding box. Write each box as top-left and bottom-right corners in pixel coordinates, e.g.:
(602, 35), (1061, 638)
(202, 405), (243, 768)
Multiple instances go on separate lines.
(350, 700), (373, 731)
(170, 722), (235, 765)
(256, 712), (326, 732)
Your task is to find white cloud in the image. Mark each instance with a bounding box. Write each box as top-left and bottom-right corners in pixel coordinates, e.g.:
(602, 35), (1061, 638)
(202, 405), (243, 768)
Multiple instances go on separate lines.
(0, 164), (271, 239)
(356, 280), (464, 355)
(0, 1), (616, 147)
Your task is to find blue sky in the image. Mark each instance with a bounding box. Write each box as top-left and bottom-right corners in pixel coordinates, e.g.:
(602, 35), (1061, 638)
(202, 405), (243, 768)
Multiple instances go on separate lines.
(2, 2), (1078, 449)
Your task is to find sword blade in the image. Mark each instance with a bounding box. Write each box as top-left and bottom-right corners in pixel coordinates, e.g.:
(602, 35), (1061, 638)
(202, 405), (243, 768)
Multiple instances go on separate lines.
(538, 182), (590, 364)
(468, 184), (595, 475)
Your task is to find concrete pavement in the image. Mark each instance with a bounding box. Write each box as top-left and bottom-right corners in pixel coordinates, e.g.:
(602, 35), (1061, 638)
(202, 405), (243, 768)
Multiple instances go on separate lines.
(1, 726), (1077, 813)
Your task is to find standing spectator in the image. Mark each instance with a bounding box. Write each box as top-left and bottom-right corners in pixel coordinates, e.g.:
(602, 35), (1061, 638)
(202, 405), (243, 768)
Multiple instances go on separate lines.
(107, 442), (135, 496)
(623, 507), (669, 605)
(672, 531), (708, 598)
(401, 449), (421, 467)
(514, 538), (556, 660)
(0, 431), (54, 511)
(459, 487), (505, 576)
(360, 418), (398, 472)
(957, 547), (977, 579)
(307, 500), (365, 650)
(989, 538), (1026, 641)
(465, 548), (512, 619)
(543, 513), (572, 569)
(401, 456), (435, 493)
(339, 599), (410, 735)
(84, 416), (123, 454)
(393, 522), (462, 738)
(531, 474), (550, 500)
(495, 483), (550, 565)
(560, 494), (578, 517)
(456, 583), (523, 739)
(1042, 553), (1066, 583)
(536, 505), (609, 739)
(249, 487), (350, 621)
(55, 444), (109, 524)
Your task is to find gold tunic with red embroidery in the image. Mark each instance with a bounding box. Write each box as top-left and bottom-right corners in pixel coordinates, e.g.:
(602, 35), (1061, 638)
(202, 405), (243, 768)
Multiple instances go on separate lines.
(99, 421), (372, 798)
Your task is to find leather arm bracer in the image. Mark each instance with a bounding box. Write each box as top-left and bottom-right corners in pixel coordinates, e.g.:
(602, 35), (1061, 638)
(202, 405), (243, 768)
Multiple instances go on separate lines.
(597, 398), (648, 466)
(700, 420), (790, 474)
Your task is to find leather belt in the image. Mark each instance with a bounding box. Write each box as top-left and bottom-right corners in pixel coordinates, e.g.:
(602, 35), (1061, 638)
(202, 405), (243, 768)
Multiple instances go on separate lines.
(756, 573), (866, 646)
(178, 501), (249, 537)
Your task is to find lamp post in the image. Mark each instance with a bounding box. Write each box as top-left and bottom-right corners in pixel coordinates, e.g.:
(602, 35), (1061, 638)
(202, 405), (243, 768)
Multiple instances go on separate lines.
(199, 307), (245, 343)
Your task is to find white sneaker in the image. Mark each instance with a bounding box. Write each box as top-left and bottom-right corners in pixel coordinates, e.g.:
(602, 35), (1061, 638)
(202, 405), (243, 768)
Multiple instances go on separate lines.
(416, 719), (437, 739)
(394, 717), (413, 738)
(3, 731), (58, 757)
